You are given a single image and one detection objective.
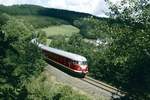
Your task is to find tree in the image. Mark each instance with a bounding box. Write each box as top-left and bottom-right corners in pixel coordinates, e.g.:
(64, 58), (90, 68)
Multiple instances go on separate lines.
(74, 17), (111, 39)
(0, 15), (45, 99)
(105, 0), (150, 99)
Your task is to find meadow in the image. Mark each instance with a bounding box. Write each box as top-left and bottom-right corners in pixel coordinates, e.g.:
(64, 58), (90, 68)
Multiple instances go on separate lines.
(41, 25), (80, 38)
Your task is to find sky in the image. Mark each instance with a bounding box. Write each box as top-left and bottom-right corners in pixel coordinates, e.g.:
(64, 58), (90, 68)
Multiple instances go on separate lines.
(0, 0), (120, 17)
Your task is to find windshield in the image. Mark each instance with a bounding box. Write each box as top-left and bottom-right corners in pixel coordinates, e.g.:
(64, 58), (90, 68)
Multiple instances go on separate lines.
(78, 61), (87, 65)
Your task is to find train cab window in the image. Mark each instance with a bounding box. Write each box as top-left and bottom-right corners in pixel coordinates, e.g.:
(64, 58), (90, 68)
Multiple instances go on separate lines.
(72, 61), (78, 64)
(78, 61), (87, 65)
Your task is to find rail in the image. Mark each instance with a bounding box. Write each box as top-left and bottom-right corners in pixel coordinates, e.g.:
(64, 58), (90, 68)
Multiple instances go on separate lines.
(82, 76), (125, 98)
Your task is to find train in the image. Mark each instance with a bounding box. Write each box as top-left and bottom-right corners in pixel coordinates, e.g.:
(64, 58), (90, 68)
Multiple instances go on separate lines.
(31, 39), (88, 77)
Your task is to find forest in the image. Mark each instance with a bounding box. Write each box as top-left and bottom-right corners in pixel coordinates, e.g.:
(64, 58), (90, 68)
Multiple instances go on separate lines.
(0, 0), (150, 100)
(0, 4), (105, 24)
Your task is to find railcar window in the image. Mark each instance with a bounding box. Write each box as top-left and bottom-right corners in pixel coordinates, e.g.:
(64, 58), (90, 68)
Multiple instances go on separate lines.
(73, 61), (78, 64)
(78, 61), (87, 65)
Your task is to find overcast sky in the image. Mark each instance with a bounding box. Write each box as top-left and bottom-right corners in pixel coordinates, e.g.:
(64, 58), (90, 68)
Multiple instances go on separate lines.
(0, 0), (120, 17)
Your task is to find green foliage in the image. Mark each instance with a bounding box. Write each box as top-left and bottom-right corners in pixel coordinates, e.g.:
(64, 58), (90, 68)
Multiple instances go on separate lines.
(74, 17), (108, 39)
(51, 34), (88, 53)
(104, 0), (150, 99)
(15, 15), (69, 28)
(36, 30), (47, 44)
(0, 15), (45, 99)
(74, 16), (130, 40)
(0, 4), (97, 24)
(26, 74), (59, 100)
(0, 13), (9, 27)
(55, 86), (90, 100)
(26, 71), (90, 100)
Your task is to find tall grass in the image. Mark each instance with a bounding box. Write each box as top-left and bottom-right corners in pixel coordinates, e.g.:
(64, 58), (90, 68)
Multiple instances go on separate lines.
(26, 70), (91, 100)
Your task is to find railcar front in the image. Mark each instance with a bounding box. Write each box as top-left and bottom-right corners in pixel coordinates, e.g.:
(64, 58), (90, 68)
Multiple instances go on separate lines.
(71, 60), (88, 74)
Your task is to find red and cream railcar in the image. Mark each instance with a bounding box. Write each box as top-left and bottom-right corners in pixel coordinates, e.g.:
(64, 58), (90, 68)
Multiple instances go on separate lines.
(31, 39), (88, 76)
(39, 44), (88, 75)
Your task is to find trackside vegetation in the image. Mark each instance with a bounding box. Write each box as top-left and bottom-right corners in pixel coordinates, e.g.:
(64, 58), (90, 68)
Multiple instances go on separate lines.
(26, 70), (91, 100)
(0, 14), (45, 99)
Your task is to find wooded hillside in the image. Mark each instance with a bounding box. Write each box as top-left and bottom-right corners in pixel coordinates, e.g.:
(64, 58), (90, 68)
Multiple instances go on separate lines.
(0, 4), (103, 23)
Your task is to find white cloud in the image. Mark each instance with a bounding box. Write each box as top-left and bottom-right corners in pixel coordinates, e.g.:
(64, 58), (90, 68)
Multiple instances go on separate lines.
(0, 0), (121, 17)
(0, 0), (17, 5)
(46, 0), (108, 17)
(0, 0), (47, 6)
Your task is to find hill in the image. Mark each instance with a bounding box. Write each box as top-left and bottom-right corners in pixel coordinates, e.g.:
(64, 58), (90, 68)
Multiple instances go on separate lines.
(15, 15), (69, 28)
(0, 4), (103, 24)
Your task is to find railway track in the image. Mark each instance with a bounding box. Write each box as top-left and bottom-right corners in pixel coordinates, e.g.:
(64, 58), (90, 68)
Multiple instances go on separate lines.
(82, 76), (125, 98)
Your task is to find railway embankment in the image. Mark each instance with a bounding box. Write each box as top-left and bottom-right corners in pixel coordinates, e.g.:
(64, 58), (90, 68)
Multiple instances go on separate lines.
(46, 65), (122, 100)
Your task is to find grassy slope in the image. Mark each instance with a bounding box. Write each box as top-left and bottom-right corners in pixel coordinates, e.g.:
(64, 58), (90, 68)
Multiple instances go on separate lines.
(26, 70), (91, 100)
(41, 25), (80, 38)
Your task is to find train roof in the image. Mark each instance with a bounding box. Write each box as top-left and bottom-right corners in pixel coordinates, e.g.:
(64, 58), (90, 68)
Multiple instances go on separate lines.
(31, 39), (87, 61)
(38, 44), (87, 62)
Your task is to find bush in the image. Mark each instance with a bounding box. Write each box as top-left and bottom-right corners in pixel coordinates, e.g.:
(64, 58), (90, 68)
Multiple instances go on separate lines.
(26, 71), (90, 100)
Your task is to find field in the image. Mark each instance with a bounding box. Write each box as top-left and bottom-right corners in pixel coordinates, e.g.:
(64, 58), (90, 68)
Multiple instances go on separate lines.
(41, 25), (80, 38)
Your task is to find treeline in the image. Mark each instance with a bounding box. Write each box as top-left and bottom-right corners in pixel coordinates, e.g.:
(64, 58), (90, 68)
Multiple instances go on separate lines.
(15, 15), (69, 28)
(0, 4), (103, 24)
(74, 16), (127, 39)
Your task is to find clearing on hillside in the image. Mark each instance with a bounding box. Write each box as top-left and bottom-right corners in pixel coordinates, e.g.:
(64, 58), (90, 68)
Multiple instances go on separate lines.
(42, 25), (80, 38)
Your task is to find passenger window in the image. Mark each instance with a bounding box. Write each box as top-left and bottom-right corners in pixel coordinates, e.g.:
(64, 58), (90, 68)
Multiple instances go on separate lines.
(78, 61), (87, 65)
(73, 61), (78, 64)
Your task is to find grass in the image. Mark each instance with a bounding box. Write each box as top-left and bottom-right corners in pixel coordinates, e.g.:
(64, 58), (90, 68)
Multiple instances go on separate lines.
(26, 70), (91, 100)
(41, 25), (80, 38)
